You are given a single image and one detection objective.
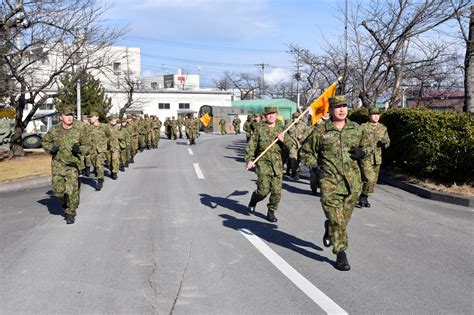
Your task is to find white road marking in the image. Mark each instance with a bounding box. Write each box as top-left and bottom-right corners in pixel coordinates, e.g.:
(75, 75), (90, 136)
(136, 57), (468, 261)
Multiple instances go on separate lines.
(239, 228), (348, 315)
(193, 163), (205, 179)
(187, 148), (194, 155)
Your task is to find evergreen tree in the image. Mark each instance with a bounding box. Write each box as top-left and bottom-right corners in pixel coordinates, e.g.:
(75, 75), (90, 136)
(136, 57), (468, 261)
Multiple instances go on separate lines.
(56, 69), (111, 121)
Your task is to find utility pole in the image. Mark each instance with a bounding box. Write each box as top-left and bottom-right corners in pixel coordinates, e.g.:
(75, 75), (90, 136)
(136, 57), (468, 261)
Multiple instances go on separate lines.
(288, 49), (302, 109)
(255, 63), (269, 99)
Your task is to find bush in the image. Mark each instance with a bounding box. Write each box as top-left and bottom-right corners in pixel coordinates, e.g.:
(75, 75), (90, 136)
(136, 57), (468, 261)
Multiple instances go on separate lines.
(377, 109), (473, 183)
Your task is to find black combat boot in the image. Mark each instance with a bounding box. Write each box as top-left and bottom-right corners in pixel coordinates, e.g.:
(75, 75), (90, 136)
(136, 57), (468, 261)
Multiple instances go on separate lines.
(119, 164), (125, 172)
(96, 178), (104, 191)
(335, 251), (351, 271)
(130, 157), (134, 163)
(358, 194), (370, 208)
(266, 210), (278, 222)
(65, 214), (75, 224)
(111, 172), (118, 180)
(248, 193), (261, 213)
(323, 220), (332, 247)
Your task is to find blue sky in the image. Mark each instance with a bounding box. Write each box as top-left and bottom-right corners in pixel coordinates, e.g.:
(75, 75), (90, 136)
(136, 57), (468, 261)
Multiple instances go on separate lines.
(104, 0), (345, 88)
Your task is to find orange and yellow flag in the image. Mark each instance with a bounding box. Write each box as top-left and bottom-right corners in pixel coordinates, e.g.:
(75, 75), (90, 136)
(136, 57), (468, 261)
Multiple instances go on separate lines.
(310, 82), (337, 125)
(200, 113), (211, 127)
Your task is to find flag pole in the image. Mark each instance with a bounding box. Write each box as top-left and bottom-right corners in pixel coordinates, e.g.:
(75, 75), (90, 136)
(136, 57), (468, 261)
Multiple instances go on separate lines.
(247, 77), (342, 169)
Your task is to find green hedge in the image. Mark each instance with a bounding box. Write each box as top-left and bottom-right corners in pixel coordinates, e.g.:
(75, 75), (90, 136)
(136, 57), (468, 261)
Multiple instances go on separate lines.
(348, 108), (474, 183)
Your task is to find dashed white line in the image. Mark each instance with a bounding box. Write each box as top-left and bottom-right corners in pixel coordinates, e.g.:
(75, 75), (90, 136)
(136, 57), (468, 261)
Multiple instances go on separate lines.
(187, 148), (194, 155)
(193, 163), (205, 179)
(239, 228), (347, 315)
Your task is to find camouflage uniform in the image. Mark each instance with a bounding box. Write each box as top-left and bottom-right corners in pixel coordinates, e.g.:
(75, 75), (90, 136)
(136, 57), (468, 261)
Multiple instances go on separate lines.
(89, 121), (109, 183)
(232, 116), (241, 135)
(106, 117), (121, 178)
(138, 117), (147, 150)
(245, 107), (293, 216)
(42, 114), (89, 220)
(118, 121), (131, 169)
(285, 112), (312, 178)
(154, 117), (162, 147)
(300, 99), (369, 256)
(243, 115), (253, 141)
(218, 118), (227, 135)
(360, 116), (390, 197)
(170, 117), (178, 140)
(177, 117), (184, 138)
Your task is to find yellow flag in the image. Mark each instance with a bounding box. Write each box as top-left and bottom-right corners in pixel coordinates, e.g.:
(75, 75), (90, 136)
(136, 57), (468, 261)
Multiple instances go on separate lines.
(310, 82), (337, 125)
(200, 113), (211, 127)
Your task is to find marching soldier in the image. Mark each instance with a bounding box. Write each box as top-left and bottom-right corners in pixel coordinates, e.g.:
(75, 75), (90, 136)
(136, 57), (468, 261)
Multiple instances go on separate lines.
(285, 112), (312, 180)
(177, 116), (184, 139)
(170, 116), (178, 140)
(245, 107), (293, 223)
(232, 116), (241, 135)
(88, 111), (109, 191)
(300, 95), (369, 271)
(118, 119), (130, 171)
(42, 105), (90, 224)
(358, 107), (390, 207)
(106, 114), (120, 180)
(243, 115), (253, 141)
(218, 117), (227, 135)
(80, 115), (92, 177)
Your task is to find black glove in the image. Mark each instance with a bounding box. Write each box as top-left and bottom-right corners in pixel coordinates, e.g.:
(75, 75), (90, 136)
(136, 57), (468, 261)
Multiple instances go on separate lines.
(50, 146), (59, 155)
(377, 139), (388, 147)
(71, 143), (81, 156)
(349, 146), (365, 160)
(312, 166), (326, 179)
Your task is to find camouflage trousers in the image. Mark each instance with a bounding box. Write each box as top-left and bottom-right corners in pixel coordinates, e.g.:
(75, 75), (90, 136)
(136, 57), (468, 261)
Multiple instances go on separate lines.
(321, 191), (359, 254)
(107, 150), (120, 173)
(154, 131), (160, 146)
(251, 173), (283, 212)
(79, 154), (92, 170)
(139, 134), (146, 149)
(131, 138), (138, 156)
(361, 161), (381, 196)
(52, 165), (80, 216)
(146, 132), (153, 146)
(220, 127), (226, 135)
(91, 152), (107, 179)
(120, 147), (128, 166)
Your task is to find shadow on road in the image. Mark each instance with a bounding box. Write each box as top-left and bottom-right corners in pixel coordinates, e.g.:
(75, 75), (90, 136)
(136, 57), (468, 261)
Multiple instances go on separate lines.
(37, 190), (65, 217)
(199, 190), (250, 215)
(282, 182), (316, 196)
(219, 214), (333, 266)
(199, 190), (333, 266)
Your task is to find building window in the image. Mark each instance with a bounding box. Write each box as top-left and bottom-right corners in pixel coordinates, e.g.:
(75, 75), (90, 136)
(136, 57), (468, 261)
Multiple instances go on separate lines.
(179, 103), (190, 109)
(113, 62), (121, 72)
(151, 82), (158, 90)
(158, 103), (170, 109)
(39, 103), (54, 110)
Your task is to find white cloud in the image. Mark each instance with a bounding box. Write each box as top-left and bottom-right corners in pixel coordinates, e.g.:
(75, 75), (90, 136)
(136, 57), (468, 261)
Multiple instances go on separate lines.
(265, 67), (291, 84)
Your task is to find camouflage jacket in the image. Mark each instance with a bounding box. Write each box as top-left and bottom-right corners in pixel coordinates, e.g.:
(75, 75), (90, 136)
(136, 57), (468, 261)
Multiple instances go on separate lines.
(300, 118), (369, 195)
(89, 123), (109, 153)
(232, 118), (241, 127)
(42, 121), (90, 173)
(243, 120), (252, 133)
(361, 122), (390, 165)
(244, 122), (293, 176)
(107, 123), (120, 151)
(118, 126), (130, 149)
(286, 121), (312, 150)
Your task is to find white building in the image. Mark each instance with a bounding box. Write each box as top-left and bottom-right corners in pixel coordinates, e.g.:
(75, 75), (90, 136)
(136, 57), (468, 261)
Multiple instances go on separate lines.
(18, 44), (233, 131)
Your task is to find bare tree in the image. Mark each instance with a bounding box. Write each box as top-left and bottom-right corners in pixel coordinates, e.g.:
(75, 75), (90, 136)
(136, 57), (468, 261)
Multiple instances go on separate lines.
(214, 71), (259, 100)
(1, 0), (125, 157)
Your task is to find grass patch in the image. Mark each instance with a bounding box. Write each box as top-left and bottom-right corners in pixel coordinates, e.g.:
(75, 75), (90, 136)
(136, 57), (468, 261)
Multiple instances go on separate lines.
(0, 151), (51, 182)
(383, 167), (473, 198)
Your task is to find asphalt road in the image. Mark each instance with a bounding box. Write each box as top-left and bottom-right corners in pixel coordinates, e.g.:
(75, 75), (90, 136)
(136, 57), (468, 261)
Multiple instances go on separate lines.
(1, 133), (473, 314)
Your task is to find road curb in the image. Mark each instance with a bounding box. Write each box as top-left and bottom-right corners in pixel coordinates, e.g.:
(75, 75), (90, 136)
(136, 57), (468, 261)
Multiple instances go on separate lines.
(0, 175), (51, 193)
(379, 173), (474, 208)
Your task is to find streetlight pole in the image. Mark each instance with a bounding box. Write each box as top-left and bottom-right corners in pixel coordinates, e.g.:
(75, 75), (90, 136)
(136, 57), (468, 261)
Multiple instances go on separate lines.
(76, 76), (81, 120)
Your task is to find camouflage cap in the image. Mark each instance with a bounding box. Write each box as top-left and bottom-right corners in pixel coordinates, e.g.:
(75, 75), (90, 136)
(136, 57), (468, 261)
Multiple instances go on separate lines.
(328, 95), (348, 107)
(60, 105), (75, 115)
(89, 111), (100, 117)
(292, 112), (301, 119)
(368, 107), (380, 115)
(263, 106), (277, 115)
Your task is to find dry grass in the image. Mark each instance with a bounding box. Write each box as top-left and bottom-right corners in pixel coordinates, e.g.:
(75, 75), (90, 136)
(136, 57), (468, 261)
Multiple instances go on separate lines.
(0, 151), (51, 182)
(384, 168), (473, 198)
